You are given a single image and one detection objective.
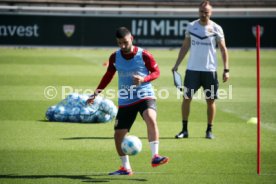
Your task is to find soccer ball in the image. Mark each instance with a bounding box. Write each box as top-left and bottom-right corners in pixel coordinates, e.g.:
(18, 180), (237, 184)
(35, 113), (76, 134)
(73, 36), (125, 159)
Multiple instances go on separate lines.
(79, 107), (96, 123)
(78, 94), (91, 106)
(99, 99), (112, 113)
(53, 105), (67, 122)
(93, 96), (103, 106)
(121, 135), (142, 156)
(98, 98), (117, 118)
(67, 107), (81, 122)
(95, 110), (111, 123)
(46, 105), (56, 121)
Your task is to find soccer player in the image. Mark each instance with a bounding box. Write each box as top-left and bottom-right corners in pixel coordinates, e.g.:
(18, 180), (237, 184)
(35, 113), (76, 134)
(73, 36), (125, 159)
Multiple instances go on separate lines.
(87, 27), (169, 175)
(172, 0), (229, 139)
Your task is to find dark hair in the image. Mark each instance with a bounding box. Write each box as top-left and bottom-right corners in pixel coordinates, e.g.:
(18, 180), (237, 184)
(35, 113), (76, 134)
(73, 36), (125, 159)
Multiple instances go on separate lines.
(115, 27), (131, 38)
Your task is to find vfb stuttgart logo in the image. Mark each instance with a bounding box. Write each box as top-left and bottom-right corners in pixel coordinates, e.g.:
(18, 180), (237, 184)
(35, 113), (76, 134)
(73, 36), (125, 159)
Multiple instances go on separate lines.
(63, 25), (75, 38)
(252, 26), (264, 38)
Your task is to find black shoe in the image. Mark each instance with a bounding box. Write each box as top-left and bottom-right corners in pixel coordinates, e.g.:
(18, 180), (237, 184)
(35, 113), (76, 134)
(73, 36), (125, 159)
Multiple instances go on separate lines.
(206, 131), (215, 139)
(175, 131), (189, 139)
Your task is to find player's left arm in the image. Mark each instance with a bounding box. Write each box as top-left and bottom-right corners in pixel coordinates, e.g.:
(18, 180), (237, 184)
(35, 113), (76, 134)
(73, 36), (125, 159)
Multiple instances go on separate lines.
(218, 39), (229, 83)
(141, 50), (160, 82)
(133, 50), (160, 85)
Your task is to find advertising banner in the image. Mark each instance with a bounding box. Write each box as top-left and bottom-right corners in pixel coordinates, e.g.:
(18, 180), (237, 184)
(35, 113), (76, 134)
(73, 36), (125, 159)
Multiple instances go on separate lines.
(0, 14), (275, 47)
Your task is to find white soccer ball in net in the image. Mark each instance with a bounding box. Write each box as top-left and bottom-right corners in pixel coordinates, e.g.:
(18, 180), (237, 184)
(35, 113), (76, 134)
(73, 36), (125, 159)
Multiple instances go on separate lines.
(53, 105), (67, 122)
(45, 105), (56, 121)
(67, 107), (81, 122)
(79, 107), (96, 123)
(94, 110), (111, 123)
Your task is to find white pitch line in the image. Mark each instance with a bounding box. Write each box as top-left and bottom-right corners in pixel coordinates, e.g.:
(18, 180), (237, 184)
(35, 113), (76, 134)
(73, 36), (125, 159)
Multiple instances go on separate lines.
(133, 172), (166, 174)
(220, 108), (276, 132)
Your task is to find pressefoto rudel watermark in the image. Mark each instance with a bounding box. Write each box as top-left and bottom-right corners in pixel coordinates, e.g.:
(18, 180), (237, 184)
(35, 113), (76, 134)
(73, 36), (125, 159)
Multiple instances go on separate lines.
(44, 85), (233, 101)
(44, 86), (58, 100)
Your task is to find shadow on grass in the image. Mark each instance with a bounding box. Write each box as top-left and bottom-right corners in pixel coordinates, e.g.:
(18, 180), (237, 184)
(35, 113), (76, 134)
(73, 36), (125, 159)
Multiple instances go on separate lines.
(37, 119), (106, 125)
(61, 137), (178, 140)
(0, 174), (147, 183)
(61, 137), (113, 140)
(39, 120), (205, 140)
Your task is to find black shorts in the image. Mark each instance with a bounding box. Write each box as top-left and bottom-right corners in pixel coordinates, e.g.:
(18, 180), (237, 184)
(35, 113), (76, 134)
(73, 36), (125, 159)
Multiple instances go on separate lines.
(114, 99), (157, 131)
(183, 70), (219, 99)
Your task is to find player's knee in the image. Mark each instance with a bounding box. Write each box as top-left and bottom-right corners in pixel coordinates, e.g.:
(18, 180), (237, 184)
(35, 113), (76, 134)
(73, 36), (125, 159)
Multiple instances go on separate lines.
(114, 129), (128, 139)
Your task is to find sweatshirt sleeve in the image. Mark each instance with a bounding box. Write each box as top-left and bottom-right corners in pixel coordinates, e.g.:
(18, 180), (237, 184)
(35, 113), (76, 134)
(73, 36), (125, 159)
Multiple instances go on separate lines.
(142, 50), (160, 82)
(94, 53), (116, 94)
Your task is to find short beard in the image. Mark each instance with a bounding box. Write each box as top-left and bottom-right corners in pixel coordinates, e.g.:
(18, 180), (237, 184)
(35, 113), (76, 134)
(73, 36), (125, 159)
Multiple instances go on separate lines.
(122, 46), (132, 53)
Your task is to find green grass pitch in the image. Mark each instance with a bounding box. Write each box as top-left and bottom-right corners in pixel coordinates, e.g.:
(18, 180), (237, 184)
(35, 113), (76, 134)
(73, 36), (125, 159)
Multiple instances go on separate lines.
(0, 47), (275, 183)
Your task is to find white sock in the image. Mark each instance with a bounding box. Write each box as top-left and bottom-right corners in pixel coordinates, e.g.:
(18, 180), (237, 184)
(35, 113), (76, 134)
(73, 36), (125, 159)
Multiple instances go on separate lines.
(149, 141), (159, 158)
(120, 155), (131, 170)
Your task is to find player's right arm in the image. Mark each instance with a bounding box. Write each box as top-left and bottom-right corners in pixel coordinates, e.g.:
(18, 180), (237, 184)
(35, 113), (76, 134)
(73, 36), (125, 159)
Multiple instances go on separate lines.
(172, 36), (191, 71)
(87, 53), (116, 104)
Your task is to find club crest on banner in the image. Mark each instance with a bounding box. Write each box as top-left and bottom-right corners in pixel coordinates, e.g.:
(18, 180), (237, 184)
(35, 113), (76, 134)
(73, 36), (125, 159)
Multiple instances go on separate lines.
(252, 26), (264, 38)
(63, 25), (75, 38)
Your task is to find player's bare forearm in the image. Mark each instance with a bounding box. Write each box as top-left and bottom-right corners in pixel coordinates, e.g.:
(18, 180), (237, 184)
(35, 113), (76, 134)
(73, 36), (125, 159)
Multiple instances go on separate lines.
(175, 47), (187, 66)
(218, 40), (229, 69)
(222, 49), (229, 69)
(173, 38), (190, 71)
(218, 39), (229, 82)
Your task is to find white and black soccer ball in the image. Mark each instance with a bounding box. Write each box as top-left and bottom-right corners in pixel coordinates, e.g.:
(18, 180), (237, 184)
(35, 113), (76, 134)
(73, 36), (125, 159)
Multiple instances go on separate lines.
(121, 135), (142, 156)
